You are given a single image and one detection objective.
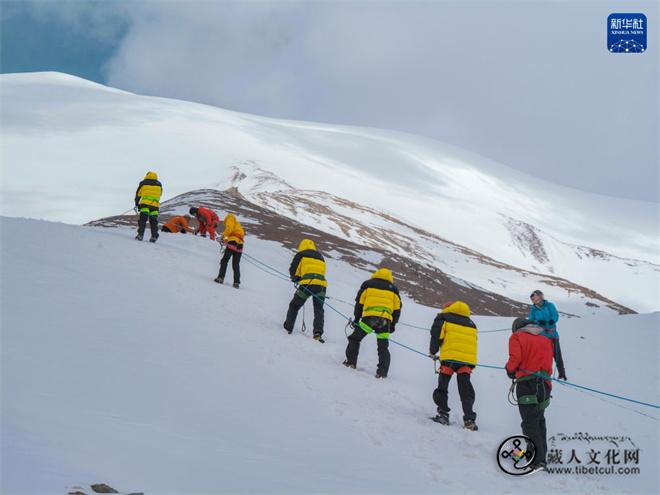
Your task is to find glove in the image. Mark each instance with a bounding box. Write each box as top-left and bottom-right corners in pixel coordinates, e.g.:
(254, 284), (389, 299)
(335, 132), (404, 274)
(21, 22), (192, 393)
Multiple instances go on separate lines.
(558, 369), (567, 380)
(390, 323), (396, 333)
(291, 276), (301, 283)
(429, 354), (439, 361)
(506, 369), (516, 380)
(351, 320), (361, 331)
(548, 319), (555, 326)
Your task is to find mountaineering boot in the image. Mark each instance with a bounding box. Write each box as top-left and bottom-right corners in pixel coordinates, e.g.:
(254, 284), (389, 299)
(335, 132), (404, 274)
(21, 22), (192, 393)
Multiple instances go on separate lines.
(313, 334), (325, 344)
(431, 411), (450, 425)
(149, 235), (158, 243)
(214, 277), (224, 284)
(232, 283), (240, 289)
(342, 360), (356, 369)
(135, 233), (144, 241)
(464, 419), (479, 431)
(283, 323), (293, 335)
(529, 461), (547, 473)
(375, 373), (387, 379)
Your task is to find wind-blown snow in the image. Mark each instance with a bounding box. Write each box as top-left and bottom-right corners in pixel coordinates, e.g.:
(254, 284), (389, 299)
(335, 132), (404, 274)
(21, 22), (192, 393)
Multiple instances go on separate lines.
(1, 217), (658, 493)
(1, 72), (657, 266)
(2, 72), (658, 313)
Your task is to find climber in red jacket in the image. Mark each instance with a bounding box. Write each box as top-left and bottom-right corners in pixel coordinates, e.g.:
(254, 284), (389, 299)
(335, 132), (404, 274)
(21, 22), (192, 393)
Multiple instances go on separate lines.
(505, 317), (554, 472)
(189, 206), (219, 240)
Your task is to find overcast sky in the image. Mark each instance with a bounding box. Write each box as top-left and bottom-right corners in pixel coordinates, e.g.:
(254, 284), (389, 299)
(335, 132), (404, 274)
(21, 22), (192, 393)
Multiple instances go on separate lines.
(1, 0), (658, 202)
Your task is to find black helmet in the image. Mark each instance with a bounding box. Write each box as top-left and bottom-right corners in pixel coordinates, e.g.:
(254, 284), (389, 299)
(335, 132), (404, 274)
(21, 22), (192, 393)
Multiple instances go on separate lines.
(512, 317), (531, 332)
(189, 207), (198, 215)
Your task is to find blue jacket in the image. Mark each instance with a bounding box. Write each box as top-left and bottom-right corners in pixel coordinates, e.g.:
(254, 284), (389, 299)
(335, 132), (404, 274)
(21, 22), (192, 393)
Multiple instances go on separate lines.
(528, 301), (559, 339)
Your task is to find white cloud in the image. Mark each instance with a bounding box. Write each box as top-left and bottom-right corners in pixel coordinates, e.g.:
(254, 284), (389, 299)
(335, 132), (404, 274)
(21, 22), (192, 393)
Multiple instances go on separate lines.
(18, 0), (660, 202)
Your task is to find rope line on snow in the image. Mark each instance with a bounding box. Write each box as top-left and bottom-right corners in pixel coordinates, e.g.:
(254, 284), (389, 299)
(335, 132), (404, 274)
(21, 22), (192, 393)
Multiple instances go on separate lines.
(554, 380), (660, 422)
(239, 250), (660, 413)
(321, 295), (511, 333)
(241, 251), (510, 334)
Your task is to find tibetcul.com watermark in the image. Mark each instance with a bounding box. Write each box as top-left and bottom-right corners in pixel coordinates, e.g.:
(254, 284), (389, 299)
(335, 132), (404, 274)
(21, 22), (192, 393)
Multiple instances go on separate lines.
(497, 432), (641, 476)
(545, 432), (641, 476)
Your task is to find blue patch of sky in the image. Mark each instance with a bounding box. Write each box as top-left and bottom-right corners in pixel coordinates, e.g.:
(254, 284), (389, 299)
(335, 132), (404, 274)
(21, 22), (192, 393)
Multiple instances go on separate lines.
(0, 2), (123, 83)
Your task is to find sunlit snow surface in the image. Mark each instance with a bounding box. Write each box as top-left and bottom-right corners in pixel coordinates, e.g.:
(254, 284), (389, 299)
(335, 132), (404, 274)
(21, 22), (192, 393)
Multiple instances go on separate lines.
(1, 217), (658, 493)
(1, 71), (658, 313)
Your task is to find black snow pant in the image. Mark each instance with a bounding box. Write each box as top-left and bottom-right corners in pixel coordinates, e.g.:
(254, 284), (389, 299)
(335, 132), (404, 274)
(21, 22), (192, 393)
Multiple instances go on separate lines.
(283, 284), (326, 336)
(345, 316), (391, 376)
(433, 362), (476, 421)
(218, 241), (242, 284)
(516, 377), (551, 465)
(553, 339), (566, 377)
(137, 204), (159, 239)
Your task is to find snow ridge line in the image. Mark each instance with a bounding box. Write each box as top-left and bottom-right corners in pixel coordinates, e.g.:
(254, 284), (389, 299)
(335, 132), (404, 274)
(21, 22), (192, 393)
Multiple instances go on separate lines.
(240, 249), (660, 413)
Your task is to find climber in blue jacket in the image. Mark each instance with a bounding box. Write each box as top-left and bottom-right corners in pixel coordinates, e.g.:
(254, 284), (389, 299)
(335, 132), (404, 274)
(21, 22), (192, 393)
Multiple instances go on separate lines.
(529, 290), (567, 380)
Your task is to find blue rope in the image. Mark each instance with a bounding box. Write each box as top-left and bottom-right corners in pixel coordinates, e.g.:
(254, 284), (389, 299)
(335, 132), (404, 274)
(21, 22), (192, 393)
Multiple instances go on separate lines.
(439, 359), (660, 410)
(552, 377), (660, 409)
(242, 252), (510, 334)
(397, 321), (509, 333)
(241, 251), (660, 412)
(389, 338), (430, 358)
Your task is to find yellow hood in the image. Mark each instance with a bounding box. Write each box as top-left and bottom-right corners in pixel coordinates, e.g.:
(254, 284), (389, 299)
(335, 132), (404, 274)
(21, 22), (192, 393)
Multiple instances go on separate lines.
(144, 171), (158, 180)
(298, 239), (317, 251)
(442, 300), (471, 317)
(371, 268), (393, 283)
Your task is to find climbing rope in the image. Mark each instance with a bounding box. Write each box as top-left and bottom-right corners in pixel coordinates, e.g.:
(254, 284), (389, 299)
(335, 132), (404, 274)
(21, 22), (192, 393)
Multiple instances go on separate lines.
(239, 250), (660, 414)
(241, 251), (510, 333)
(555, 379), (660, 422)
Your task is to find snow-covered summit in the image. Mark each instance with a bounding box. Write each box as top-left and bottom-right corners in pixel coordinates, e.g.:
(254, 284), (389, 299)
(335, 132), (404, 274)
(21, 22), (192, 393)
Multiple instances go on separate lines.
(1, 72), (658, 312)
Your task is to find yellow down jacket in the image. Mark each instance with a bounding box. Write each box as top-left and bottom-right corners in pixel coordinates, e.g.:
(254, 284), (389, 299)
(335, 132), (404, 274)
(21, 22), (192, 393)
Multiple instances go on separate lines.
(436, 301), (478, 365)
(355, 268), (402, 322)
(289, 239), (327, 287)
(222, 213), (245, 244)
(135, 171), (163, 208)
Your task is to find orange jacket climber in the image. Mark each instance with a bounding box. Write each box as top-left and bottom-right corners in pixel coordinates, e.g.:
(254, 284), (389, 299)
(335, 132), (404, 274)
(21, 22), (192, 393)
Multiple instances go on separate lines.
(161, 215), (192, 234)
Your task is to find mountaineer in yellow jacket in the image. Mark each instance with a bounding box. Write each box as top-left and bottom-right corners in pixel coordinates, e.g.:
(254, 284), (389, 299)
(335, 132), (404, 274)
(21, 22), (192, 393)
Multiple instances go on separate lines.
(134, 171), (163, 242)
(214, 213), (245, 288)
(283, 239), (328, 342)
(428, 301), (478, 430)
(344, 268), (401, 378)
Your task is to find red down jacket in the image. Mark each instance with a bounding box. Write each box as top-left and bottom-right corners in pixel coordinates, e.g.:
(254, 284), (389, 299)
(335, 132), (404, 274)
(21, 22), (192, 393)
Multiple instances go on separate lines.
(505, 323), (554, 387)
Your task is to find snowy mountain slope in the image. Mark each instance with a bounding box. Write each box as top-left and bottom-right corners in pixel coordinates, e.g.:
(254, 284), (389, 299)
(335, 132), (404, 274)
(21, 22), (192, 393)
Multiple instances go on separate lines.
(1, 217), (658, 494)
(220, 163), (646, 314)
(502, 216), (660, 310)
(1, 72), (658, 312)
(87, 188), (530, 316)
(88, 187), (634, 317)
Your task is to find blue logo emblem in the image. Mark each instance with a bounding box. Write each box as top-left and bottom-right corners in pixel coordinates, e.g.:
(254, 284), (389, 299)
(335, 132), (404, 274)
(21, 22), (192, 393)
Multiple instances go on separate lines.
(608, 13), (647, 53)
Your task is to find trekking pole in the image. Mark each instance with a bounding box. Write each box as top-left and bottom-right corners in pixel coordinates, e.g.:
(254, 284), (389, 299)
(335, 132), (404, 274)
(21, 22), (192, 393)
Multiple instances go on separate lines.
(118, 206), (139, 216)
